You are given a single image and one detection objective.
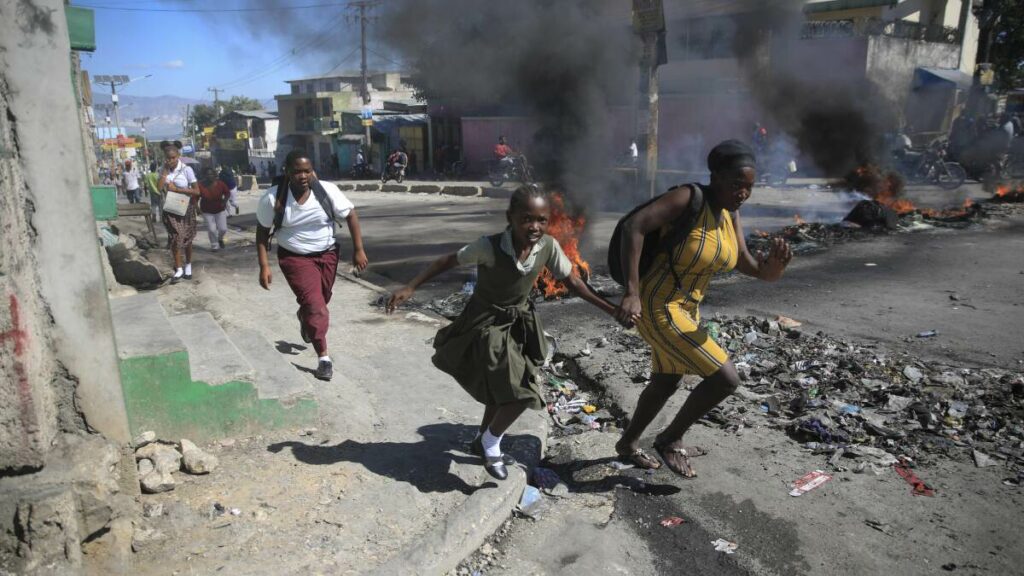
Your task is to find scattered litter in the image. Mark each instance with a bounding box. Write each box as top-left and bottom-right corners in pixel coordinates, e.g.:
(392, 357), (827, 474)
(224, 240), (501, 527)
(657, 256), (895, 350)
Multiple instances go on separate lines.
(916, 330), (938, 338)
(775, 316), (802, 329)
(580, 345), (592, 357)
(865, 262), (877, 267)
(972, 450), (998, 468)
(230, 508), (241, 516)
(711, 538), (738, 554)
(516, 485), (544, 519)
(660, 516), (685, 527)
(894, 462), (936, 496)
(582, 405), (597, 414)
(864, 519), (895, 536)
(743, 331), (758, 344)
(461, 281), (476, 295)
(789, 470), (833, 497)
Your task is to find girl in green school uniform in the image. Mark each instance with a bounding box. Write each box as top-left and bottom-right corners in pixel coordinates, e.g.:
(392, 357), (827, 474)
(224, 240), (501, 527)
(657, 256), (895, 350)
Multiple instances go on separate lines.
(386, 186), (618, 479)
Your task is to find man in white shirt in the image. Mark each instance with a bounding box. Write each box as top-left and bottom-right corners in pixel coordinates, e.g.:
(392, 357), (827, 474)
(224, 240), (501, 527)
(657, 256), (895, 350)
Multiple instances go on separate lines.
(123, 160), (141, 203)
(255, 149), (369, 381)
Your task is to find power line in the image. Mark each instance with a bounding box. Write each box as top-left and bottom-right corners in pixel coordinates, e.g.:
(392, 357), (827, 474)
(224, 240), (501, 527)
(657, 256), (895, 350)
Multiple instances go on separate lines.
(212, 10), (349, 90)
(367, 47), (404, 68)
(76, 2), (349, 13)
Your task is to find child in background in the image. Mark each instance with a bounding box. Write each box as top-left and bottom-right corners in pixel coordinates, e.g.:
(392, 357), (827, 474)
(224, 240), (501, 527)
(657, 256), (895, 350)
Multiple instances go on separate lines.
(386, 186), (619, 479)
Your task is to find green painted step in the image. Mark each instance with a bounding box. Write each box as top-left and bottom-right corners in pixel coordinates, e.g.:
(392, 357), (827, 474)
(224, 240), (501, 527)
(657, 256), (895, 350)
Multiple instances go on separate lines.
(109, 294), (317, 442)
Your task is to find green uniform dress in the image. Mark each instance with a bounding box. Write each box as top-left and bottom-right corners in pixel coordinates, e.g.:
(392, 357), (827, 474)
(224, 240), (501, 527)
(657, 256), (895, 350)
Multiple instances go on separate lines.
(432, 233), (565, 410)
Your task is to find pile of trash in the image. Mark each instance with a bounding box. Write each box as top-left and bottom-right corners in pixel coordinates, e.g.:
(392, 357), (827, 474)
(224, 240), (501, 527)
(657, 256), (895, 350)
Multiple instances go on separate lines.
(541, 358), (617, 437)
(746, 205), (988, 256)
(700, 316), (1023, 475)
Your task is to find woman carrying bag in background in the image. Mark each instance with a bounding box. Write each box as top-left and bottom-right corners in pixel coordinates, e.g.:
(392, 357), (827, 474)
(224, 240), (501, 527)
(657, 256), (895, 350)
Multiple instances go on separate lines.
(159, 140), (200, 284)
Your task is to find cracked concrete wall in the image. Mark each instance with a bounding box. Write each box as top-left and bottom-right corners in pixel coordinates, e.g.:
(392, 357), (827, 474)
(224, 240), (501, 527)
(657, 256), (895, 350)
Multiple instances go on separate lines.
(0, 0), (130, 474)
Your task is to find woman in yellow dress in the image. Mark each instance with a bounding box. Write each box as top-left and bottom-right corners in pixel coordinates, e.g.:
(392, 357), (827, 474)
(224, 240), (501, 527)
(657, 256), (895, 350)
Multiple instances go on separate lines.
(613, 140), (793, 477)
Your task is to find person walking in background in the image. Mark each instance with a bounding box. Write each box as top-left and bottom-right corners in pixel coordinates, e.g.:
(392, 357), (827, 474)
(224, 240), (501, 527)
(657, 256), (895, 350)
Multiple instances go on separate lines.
(386, 186), (618, 480)
(218, 165), (240, 214)
(143, 161), (162, 219)
(255, 149), (369, 381)
(122, 159), (141, 203)
(199, 167), (231, 251)
(159, 140), (200, 284)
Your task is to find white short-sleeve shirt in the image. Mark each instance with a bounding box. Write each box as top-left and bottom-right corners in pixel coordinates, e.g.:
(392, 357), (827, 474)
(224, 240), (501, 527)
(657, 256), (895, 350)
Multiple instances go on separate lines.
(457, 230), (573, 280)
(163, 160), (196, 190)
(256, 181), (354, 254)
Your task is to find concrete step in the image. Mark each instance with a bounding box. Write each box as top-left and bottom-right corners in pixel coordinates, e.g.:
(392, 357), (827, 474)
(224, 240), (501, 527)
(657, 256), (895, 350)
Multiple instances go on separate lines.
(109, 293), (185, 360)
(167, 312), (254, 386)
(223, 325), (314, 403)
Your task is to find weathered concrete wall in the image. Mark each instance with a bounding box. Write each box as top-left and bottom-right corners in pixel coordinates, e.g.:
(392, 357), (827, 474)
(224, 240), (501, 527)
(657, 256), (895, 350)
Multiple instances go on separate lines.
(0, 0), (131, 461)
(866, 35), (959, 117)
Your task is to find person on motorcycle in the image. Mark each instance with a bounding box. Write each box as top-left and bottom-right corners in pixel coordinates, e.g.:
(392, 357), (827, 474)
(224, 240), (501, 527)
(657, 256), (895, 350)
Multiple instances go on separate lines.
(387, 148), (408, 177)
(494, 136), (515, 170)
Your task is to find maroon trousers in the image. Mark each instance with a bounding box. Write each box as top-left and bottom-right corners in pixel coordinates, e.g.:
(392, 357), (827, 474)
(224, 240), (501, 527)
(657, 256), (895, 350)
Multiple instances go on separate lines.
(278, 246), (339, 355)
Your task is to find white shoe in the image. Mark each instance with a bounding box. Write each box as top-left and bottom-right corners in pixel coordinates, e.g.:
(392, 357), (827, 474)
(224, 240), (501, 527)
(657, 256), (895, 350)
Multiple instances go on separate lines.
(211, 245), (220, 252)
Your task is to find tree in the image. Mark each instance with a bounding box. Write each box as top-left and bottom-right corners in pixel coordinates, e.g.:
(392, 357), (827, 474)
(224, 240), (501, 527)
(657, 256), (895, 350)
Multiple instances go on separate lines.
(977, 0), (1024, 90)
(189, 95), (265, 130)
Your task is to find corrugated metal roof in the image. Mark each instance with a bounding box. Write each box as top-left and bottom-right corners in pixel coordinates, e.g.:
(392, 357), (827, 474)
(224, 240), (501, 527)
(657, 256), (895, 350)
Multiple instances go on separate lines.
(804, 0), (897, 14)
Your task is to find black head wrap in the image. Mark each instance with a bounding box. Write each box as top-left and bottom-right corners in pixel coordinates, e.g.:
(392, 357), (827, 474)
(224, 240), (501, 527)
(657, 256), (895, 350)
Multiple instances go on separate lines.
(707, 139), (757, 174)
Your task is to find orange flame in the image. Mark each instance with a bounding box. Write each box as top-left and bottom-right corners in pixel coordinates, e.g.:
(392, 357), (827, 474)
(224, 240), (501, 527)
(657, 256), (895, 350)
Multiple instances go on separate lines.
(536, 192), (590, 298)
(995, 183), (1024, 201)
(794, 214), (807, 225)
(851, 164), (979, 217)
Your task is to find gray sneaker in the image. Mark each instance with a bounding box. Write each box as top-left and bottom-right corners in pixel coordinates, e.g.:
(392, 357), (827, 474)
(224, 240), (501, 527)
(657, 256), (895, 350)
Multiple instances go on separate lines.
(314, 359), (333, 381)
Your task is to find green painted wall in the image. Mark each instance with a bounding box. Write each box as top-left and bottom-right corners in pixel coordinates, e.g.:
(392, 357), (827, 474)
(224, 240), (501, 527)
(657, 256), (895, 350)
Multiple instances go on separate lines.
(119, 351), (317, 442)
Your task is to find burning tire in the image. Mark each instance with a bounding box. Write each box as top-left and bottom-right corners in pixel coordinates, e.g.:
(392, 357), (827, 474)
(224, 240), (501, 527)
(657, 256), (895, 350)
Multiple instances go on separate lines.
(936, 162), (966, 190)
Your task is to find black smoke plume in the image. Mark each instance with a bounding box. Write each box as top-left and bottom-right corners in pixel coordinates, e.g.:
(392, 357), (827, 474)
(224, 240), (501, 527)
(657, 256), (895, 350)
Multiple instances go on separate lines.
(730, 2), (898, 175)
(378, 0), (635, 193)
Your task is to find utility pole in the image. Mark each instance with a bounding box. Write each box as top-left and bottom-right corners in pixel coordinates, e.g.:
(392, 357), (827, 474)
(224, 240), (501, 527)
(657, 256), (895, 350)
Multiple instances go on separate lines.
(632, 0), (666, 198)
(207, 87), (224, 116)
(134, 116), (151, 167)
(349, 1), (377, 164)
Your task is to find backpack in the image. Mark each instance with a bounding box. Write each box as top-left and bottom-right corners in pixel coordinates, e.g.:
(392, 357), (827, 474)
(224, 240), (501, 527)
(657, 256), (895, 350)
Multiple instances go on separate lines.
(269, 178), (342, 247)
(607, 184), (705, 288)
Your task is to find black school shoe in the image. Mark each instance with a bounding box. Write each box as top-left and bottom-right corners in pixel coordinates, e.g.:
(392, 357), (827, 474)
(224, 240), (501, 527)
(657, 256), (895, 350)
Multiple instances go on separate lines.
(470, 435), (517, 465)
(314, 359), (333, 381)
(484, 456), (508, 480)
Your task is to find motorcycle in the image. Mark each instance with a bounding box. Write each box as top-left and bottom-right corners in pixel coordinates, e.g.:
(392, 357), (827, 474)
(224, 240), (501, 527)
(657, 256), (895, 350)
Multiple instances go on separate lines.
(488, 154), (533, 187)
(381, 162), (406, 184)
(893, 139), (966, 190)
(758, 155), (797, 187)
(348, 162), (375, 180)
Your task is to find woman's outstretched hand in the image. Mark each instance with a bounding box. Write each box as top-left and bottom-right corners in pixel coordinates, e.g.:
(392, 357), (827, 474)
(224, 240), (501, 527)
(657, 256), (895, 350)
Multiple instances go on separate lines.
(758, 237), (793, 282)
(386, 286), (414, 314)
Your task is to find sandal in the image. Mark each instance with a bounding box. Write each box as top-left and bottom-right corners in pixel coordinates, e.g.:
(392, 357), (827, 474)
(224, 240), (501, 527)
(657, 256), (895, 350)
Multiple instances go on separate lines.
(653, 440), (705, 478)
(616, 448), (662, 470)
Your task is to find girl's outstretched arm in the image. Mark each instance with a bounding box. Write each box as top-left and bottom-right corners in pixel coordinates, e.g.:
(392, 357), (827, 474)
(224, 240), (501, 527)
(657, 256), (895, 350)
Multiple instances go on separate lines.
(385, 253), (460, 313)
(564, 273), (617, 317)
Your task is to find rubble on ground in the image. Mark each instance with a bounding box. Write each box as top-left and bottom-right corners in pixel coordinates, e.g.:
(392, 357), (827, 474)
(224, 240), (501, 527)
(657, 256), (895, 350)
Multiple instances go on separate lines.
(544, 316), (1022, 477)
(133, 435), (220, 493)
(698, 316), (1022, 473)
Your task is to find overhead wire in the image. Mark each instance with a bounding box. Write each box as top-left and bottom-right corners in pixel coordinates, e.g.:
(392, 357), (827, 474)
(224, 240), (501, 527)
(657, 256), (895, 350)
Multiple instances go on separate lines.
(212, 9), (350, 91)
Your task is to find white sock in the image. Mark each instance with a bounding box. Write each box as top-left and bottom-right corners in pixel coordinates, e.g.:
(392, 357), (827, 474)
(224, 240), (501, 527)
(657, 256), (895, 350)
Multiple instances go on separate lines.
(173, 268), (183, 278)
(481, 428), (502, 458)
(184, 263), (192, 275)
(318, 355), (331, 364)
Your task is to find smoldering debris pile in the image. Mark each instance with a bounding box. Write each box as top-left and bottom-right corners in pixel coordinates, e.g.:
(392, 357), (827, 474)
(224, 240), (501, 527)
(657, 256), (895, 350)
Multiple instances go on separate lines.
(698, 316), (1024, 475)
(746, 200), (988, 256)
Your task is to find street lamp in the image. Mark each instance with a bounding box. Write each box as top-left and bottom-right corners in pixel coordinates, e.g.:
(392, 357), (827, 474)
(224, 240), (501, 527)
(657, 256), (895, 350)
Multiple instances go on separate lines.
(93, 74), (152, 162)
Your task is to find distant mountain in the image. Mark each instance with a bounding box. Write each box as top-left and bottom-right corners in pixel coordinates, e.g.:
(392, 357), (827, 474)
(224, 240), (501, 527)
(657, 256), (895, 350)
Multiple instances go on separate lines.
(91, 94), (277, 139)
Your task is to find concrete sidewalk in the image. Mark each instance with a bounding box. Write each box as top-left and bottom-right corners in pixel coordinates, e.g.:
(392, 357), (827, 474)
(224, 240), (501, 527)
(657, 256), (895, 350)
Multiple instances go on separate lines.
(126, 243), (548, 575)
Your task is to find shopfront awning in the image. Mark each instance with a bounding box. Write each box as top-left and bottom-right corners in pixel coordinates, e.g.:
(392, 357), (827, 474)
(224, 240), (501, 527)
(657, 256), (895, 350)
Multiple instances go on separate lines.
(914, 67), (973, 91)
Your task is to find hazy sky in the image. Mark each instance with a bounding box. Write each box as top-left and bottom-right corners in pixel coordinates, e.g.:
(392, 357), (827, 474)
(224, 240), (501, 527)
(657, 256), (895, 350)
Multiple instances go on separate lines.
(76, 0), (387, 100)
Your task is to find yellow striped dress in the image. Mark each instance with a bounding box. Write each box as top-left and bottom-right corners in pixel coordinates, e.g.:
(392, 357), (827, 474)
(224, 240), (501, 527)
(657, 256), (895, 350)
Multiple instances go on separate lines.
(636, 202), (738, 377)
